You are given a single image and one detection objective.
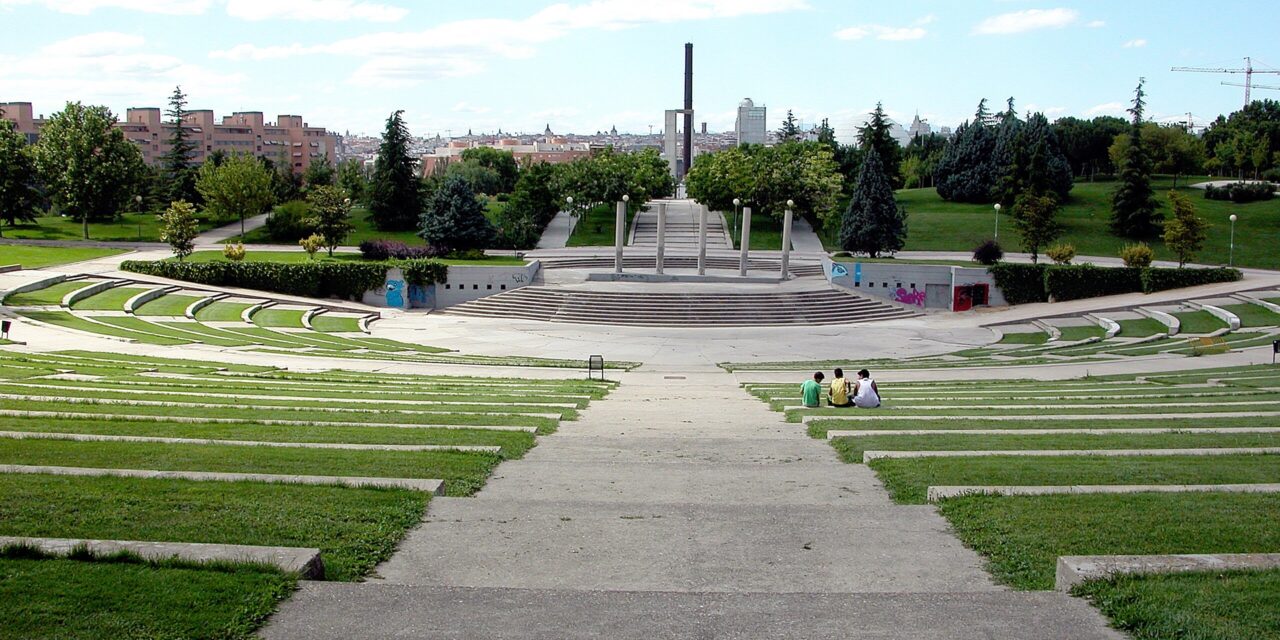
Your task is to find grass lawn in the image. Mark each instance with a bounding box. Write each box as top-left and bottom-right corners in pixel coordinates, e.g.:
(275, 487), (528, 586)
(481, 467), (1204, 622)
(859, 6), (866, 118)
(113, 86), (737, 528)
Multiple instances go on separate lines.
(252, 308), (306, 328)
(310, 314), (363, 333)
(133, 293), (202, 317)
(2, 211), (216, 243)
(998, 331), (1049, 345)
(867, 454), (1280, 504)
(1073, 569), (1280, 640)
(235, 205), (424, 246)
(0, 474), (426, 581)
(567, 203), (632, 247)
(807, 416), (1280, 438)
(1056, 325), (1106, 342)
(1, 280), (91, 306)
(832, 256), (977, 267)
(182, 249), (527, 266)
(1117, 318), (1169, 338)
(17, 310), (191, 345)
(831, 431), (1280, 463)
(69, 286), (149, 311)
(938, 492), (1280, 589)
(1221, 303), (1280, 328)
(837, 176), (1280, 269)
(93, 317), (249, 347)
(194, 301), (254, 322)
(1173, 310), (1230, 334)
(0, 245), (126, 269)
(0, 554), (294, 640)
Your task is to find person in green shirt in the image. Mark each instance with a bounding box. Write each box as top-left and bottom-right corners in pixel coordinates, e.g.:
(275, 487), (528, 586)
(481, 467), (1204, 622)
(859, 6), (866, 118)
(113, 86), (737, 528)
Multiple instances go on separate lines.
(801, 371), (825, 408)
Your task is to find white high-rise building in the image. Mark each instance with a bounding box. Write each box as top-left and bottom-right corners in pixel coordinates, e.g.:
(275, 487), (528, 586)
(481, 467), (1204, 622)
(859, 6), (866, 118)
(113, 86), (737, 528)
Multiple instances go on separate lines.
(735, 98), (767, 146)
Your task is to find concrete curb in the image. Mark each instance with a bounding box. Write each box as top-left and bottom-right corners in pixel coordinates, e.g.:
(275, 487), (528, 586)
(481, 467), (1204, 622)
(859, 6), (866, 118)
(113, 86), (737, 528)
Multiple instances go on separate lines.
(862, 447), (1280, 461)
(302, 308), (323, 330)
(243, 301), (273, 324)
(0, 463), (447, 494)
(1088, 314), (1121, 340)
(1055, 553), (1280, 591)
(185, 293), (226, 319)
(1031, 320), (1062, 342)
(0, 393), (565, 419)
(0, 431), (502, 454)
(789, 400), (1280, 412)
(926, 483), (1280, 502)
(1, 273), (68, 303)
(826, 427), (1280, 438)
(62, 279), (121, 308)
(125, 286), (179, 314)
(1137, 307), (1179, 336)
(1187, 301), (1241, 332)
(0, 409), (541, 433)
(1238, 294), (1280, 315)
(0, 536), (325, 579)
(803, 410), (1280, 424)
(0, 380), (593, 405)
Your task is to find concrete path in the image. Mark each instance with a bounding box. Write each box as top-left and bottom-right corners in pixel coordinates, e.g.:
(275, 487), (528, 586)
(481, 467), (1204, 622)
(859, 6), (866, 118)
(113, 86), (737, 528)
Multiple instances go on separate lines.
(790, 216), (827, 254)
(263, 367), (1120, 639)
(195, 213), (269, 245)
(535, 210), (576, 249)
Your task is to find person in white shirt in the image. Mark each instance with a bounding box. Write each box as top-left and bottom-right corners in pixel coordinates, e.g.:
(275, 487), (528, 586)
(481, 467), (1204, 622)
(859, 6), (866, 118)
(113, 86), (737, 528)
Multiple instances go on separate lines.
(852, 369), (881, 409)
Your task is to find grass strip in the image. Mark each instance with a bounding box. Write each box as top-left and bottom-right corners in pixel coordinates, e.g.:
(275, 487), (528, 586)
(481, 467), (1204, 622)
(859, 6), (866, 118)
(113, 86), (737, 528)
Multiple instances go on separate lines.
(50, 350), (274, 373)
(808, 416), (1280, 438)
(309, 315), (363, 333)
(998, 331), (1048, 345)
(832, 431), (1280, 463)
(0, 474), (426, 581)
(1, 280), (94, 307)
(1173, 311), (1230, 335)
(133, 294), (202, 317)
(1072, 569), (1280, 640)
(93, 317), (250, 347)
(0, 246), (124, 269)
(937, 492), (1280, 590)
(1116, 318), (1169, 338)
(1221, 303), (1280, 329)
(868, 453), (1280, 504)
(195, 301), (254, 322)
(69, 287), (149, 311)
(16, 310), (191, 345)
(252, 308), (306, 328)
(1056, 325), (1106, 342)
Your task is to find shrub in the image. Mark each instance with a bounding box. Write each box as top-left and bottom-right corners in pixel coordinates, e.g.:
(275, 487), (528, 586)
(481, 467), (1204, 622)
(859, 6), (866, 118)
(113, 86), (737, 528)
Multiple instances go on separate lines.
(1204, 182), (1275, 203)
(1045, 264), (1144, 301)
(1141, 267), (1242, 293)
(1120, 242), (1154, 268)
(119, 259), (447, 300)
(972, 239), (1004, 265)
(264, 200), (315, 242)
(358, 239), (442, 261)
(222, 242), (246, 262)
(988, 263), (1048, 304)
(299, 234), (324, 260)
(1045, 243), (1075, 265)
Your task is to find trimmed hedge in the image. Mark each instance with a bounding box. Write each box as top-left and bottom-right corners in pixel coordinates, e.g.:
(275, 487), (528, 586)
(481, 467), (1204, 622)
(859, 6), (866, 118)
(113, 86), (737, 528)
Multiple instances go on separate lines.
(120, 259), (448, 300)
(988, 263), (1243, 304)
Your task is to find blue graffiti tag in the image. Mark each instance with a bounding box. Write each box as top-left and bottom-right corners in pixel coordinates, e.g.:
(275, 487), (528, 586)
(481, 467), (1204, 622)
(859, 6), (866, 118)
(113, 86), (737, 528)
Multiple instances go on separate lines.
(385, 279), (405, 308)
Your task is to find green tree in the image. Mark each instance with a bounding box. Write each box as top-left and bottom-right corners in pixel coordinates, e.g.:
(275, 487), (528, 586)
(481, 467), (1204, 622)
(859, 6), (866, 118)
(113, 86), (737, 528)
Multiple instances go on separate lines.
(160, 86), (199, 205)
(1053, 115), (1128, 178)
(32, 102), (146, 238)
(336, 158), (367, 204)
(1110, 79), (1163, 238)
(1162, 189), (1209, 267)
(995, 113), (1074, 205)
(1010, 190), (1062, 263)
(935, 99), (999, 203)
(753, 141), (843, 224)
(460, 146), (519, 193)
(368, 110), (423, 231)
(419, 174), (496, 252)
(305, 185), (353, 256)
(0, 119), (41, 235)
(815, 118), (837, 150)
(159, 200), (199, 261)
(496, 191), (539, 249)
(196, 152), (276, 236)
(444, 160), (502, 195)
(1203, 99), (1280, 178)
(778, 110), (801, 142)
(1109, 123), (1205, 187)
(840, 146), (907, 257)
(857, 102), (903, 188)
(302, 156), (335, 187)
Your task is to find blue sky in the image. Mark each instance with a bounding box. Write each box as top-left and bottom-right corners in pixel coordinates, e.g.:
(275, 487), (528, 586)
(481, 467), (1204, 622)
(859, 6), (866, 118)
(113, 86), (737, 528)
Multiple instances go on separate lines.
(2, 0), (1278, 142)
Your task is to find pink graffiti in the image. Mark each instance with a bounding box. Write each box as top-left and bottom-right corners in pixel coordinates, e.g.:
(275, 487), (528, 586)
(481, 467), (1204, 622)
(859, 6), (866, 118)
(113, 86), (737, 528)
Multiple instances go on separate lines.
(893, 288), (926, 307)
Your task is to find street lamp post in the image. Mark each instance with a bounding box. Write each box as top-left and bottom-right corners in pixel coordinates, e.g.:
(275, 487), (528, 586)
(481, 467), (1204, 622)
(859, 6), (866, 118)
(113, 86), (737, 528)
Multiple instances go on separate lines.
(1229, 214), (1238, 267)
(135, 195), (144, 241)
(564, 196), (574, 238)
(993, 203), (1002, 242)
(732, 197), (741, 246)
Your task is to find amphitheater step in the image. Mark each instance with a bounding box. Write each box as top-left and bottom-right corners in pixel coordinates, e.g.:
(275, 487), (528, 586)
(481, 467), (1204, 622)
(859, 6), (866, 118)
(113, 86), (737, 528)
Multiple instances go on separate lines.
(442, 287), (919, 327)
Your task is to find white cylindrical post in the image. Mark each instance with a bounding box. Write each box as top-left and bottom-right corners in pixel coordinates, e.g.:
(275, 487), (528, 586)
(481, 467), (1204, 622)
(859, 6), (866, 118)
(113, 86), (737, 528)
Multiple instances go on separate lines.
(780, 202), (794, 279)
(656, 202), (667, 274)
(739, 206), (752, 277)
(697, 204), (708, 275)
(615, 196), (628, 274)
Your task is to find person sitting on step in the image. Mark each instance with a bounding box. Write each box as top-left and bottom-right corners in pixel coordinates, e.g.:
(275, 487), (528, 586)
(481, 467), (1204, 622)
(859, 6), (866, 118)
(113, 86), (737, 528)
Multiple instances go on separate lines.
(801, 371), (824, 408)
(852, 368), (881, 409)
(828, 367), (854, 408)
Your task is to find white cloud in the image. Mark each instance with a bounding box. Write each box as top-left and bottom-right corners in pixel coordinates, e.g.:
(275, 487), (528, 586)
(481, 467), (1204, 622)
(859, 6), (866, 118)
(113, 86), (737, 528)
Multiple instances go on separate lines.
(451, 101), (492, 114)
(211, 0), (810, 86)
(1123, 38), (1147, 48)
(973, 8), (1078, 35)
(0, 0), (211, 14)
(1085, 102), (1126, 116)
(835, 22), (928, 41)
(1087, 19), (1105, 28)
(1024, 103), (1067, 117)
(224, 0), (407, 22)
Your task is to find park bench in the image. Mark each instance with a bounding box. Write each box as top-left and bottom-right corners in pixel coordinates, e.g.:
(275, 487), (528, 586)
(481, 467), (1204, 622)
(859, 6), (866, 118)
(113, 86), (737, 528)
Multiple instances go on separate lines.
(1188, 336), (1229, 356)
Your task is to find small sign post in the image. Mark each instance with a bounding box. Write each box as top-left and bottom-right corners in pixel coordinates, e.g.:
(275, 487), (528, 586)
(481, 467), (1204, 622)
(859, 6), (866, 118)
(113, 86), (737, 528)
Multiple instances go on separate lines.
(588, 355), (605, 380)
(0, 320), (10, 341)
(1273, 339), (1279, 365)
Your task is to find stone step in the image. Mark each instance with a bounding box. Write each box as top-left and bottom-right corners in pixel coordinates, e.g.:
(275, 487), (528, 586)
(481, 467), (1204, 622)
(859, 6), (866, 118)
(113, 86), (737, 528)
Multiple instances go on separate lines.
(0, 536), (325, 579)
(0, 463), (447, 494)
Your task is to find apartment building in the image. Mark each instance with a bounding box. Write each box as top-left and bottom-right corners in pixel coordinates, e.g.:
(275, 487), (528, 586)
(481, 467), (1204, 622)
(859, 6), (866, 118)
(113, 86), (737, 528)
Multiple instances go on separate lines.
(1, 102), (336, 172)
(419, 136), (593, 175)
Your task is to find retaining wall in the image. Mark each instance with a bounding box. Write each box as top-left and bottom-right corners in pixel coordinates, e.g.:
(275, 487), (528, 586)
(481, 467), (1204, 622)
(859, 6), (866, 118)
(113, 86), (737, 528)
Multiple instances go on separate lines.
(362, 261), (540, 310)
(824, 259), (1006, 311)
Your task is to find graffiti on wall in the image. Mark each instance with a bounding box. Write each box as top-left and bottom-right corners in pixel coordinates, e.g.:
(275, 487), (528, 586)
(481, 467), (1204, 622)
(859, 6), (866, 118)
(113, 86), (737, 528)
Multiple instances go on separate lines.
(409, 284), (435, 309)
(384, 280), (406, 308)
(893, 287), (927, 307)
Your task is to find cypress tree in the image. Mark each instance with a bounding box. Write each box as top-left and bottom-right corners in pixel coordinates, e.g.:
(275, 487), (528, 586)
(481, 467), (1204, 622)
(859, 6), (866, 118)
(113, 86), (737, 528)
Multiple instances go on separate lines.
(935, 100), (999, 203)
(368, 110), (423, 231)
(857, 102), (903, 188)
(160, 86), (199, 205)
(1110, 79), (1162, 237)
(840, 146), (907, 257)
(419, 174), (496, 252)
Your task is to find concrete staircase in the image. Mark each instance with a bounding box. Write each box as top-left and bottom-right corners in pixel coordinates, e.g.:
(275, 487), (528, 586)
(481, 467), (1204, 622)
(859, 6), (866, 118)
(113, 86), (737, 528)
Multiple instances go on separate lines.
(629, 202), (732, 250)
(441, 286), (919, 326)
(538, 256), (825, 278)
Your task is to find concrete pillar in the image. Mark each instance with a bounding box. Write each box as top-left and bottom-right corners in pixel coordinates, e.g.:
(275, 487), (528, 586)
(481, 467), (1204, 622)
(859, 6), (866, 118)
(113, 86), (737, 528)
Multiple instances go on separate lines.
(697, 204), (708, 275)
(655, 202), (666, 275)
(780, 205), (793, 280)
(615, 197), (628, 274)
(738, 206), (752, 277)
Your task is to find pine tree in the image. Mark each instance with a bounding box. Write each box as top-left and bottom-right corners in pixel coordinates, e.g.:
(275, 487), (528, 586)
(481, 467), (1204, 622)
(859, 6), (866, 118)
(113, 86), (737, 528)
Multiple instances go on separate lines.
(1110, 79), (1163, 238)
(0, 119), (41, 236)
(778, 110), (801, 141)
(1162, 189), (1208, 267)
(160, 86), (199, 205)
(337, 158), (367, 204)
(419, 174), (496, 252)
(840, 146), (907, 257)
(368, 110), (423, 231)
(857, 102), (903, 189)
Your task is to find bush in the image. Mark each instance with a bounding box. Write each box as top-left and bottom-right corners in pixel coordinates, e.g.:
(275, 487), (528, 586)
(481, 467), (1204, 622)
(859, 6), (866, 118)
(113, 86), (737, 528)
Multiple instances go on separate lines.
(1141, 267), (1242, 293)
(263, 200), (315, 242)
(222, 242), (246, 262)
(1045, 265), (1144, 301)
(972, 239), (1004, 265)
(1204, 181), (1275, 203)
(299, 233), (324, 260)
(988, 263), (1048, 304)
(1120, 242), (1154, 268)
(119, 258), (447, 300)
(1045, 243), (1075, 265)
(358, 239), (442, 261)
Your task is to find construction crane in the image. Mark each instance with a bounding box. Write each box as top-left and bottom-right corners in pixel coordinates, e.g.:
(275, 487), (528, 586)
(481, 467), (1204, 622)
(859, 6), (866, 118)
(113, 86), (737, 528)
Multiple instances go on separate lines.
(1222, 81), (1280, 92)
(1172, 56), (1280, 106)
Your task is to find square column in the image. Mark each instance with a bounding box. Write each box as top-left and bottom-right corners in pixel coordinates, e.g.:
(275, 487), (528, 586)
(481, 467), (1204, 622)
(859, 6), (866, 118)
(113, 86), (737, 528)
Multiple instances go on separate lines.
(697, 204), (708, 275)
(655, 202), (667, 275)
(738, 206), (752, 277)
(615, 198), (628, 274)
(780, 205), (793, 279)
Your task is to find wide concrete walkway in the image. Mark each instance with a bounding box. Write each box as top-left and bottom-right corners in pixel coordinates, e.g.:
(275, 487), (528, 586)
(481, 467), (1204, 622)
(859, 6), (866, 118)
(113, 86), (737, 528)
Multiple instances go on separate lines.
(262, 368), (1120, 639)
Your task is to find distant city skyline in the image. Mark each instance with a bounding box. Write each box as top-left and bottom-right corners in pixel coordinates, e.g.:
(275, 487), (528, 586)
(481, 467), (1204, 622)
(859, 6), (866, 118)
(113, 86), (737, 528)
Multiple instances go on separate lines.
(3, 0), (1278, 142)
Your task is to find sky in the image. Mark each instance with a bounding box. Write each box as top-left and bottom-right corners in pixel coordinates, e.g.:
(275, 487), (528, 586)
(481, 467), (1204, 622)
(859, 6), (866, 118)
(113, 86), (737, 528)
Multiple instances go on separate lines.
(3, 0), (1279, 142)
